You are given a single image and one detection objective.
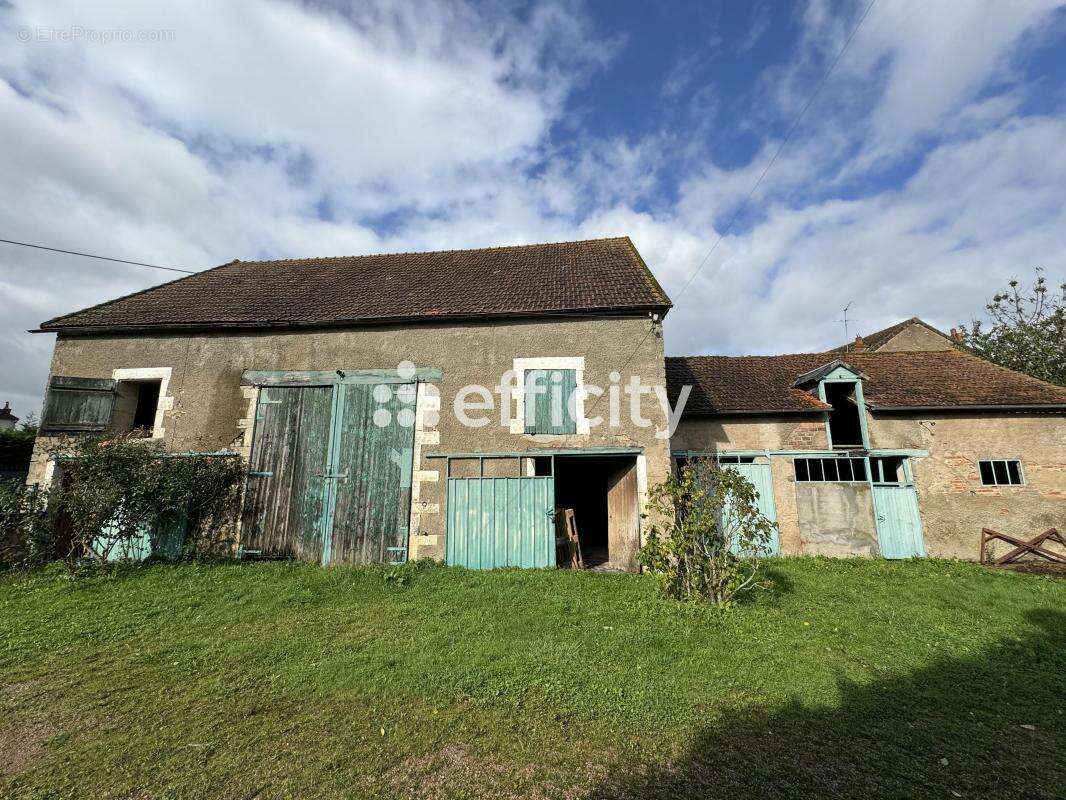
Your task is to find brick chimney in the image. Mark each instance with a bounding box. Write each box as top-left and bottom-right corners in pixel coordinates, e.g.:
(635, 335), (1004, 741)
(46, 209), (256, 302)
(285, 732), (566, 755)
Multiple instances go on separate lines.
(852, 335), (866, 352)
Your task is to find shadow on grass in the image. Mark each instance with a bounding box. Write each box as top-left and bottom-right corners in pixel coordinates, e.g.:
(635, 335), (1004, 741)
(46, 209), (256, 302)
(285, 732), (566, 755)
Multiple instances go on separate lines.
(752, 564), (794, 605)
(586, 609), (1065, 799)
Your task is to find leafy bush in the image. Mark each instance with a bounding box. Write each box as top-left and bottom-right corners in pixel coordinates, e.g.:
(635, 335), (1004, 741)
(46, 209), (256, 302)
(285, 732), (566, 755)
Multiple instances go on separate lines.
(1, 435), (245, 572)
(639, 459), (777, 607)
(0, 480), (54, 568)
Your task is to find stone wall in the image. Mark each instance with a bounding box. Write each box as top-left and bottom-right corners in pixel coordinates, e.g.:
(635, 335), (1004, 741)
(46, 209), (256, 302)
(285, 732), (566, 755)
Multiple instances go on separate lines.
(876, 323), (952, 352)
(673, 408), (1066, 561)
(29, 315), (672, 559)
(869, 411), (1066, 559)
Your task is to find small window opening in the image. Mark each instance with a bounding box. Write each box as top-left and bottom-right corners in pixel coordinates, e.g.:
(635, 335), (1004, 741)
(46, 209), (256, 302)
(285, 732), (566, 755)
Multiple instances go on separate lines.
(532, 456), (553, 477)
(794, 457), (867, 483)
(871, 456), (905, 484)
(717, 455), (756, 464)
(978, 459), (1024, 486)
(114, 380), (161, 436)
(825, 382), (864, 448)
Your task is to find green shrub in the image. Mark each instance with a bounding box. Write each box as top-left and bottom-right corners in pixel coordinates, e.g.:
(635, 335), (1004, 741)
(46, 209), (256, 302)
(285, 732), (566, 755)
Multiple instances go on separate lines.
(639, 459), (777, 607)
(0, 479), (54, 568)
(1, 435), (245, 573)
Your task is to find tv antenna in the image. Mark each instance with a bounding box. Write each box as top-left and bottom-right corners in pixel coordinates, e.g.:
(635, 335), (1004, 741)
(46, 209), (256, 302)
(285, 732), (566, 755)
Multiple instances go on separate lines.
(838, 301), (854, 350)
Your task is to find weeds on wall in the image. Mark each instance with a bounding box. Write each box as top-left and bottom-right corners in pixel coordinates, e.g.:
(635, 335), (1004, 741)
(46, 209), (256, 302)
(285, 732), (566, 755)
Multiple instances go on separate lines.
(1, 435), (245, 574)
(639, 459), (777, 607)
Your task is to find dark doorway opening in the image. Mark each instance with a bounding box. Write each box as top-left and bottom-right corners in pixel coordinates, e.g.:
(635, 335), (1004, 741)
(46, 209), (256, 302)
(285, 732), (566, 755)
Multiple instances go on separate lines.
(553, 455), (639, 571)
(825, 382), (864, 448)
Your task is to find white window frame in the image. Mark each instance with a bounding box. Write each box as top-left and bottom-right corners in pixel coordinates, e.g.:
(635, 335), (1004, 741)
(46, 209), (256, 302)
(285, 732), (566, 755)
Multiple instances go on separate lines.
(509, 356), (589, 436)
(111, 367), (173, 439)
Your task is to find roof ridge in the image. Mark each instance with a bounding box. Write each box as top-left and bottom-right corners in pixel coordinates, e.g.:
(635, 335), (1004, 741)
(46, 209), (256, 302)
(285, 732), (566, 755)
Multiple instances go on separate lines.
(230, 236), (633, 267)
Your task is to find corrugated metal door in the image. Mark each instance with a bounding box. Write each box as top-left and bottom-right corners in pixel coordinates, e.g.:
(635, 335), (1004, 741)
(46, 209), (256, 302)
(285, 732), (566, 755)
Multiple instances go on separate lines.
(873, 485), (926, 558)
(727, 463), (780, 555)
(241, 386), (333, 560)
(446, 477), (555, 568)
(326, 383), (416, 565)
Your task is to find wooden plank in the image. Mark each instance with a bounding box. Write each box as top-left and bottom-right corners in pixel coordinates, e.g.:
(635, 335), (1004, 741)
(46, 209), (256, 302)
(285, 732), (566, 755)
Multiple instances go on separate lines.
(524, 369), (577, 435)
(606, 459), (640, 571)
(240, 386), (332, 560)
(41, 375), (117, 433)
(328, 382), (416, 564)
(445, 477), (555, 569)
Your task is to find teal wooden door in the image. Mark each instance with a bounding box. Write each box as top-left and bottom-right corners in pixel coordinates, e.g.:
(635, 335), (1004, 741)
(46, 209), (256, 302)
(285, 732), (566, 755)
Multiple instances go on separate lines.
(873, 485), (925, 559)
(326, 383), (416, 565)
(242, 381), (417, 565)
(446, 477), (555, 568)
(241, 386), (334, 561)
(726, 463), (780, 555)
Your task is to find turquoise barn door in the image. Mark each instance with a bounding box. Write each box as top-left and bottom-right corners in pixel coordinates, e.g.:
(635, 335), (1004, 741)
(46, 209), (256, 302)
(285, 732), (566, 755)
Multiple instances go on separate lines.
(446, 477), (556, 569)
(726, 462), (780, 556)
(325, 382), (416, 565)
(873, 484), (926, 559)
(240, 386), (334, 561)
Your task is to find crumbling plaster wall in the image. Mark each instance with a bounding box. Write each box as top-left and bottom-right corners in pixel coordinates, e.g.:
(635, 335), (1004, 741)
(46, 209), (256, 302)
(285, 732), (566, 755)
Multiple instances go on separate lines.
(673, 408), (1066, 560)
(869, 412), (1066, 559)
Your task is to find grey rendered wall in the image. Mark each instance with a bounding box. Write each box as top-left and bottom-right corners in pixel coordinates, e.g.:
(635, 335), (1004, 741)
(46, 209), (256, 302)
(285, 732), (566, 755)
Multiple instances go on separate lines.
(29, 315), (672, 559)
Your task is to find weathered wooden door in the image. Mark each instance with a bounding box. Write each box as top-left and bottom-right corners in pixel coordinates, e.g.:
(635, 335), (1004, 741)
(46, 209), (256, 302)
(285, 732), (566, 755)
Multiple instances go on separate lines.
(873, 484), (926, 559)
(446, 477), (555, 569)
(241, 386), (333, 560)
(326, 383), (416, 565)
(606, 459), (640, 570)
(728, 462), (780, 555)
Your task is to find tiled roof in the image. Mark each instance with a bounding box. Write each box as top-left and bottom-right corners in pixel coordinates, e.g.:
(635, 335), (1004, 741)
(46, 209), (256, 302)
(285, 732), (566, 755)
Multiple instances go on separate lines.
(828, 317), (952, 353)
(40, 237), (671, 331)
(667, 350), (1066, 415)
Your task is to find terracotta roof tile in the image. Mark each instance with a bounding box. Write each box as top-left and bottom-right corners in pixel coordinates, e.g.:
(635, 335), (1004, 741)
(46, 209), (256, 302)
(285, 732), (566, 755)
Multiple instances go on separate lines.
(667, 350), (1066, 415)
(40, 237), (671, 331)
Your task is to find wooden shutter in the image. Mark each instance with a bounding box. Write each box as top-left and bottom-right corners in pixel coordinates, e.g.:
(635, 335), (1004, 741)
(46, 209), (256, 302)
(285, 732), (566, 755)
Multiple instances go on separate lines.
(524, 369), (577, 435)
(40, 376), (117, 434)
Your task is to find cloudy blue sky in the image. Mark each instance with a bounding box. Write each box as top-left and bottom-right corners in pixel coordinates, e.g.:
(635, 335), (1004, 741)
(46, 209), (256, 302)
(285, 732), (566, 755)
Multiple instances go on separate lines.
(1, 0), (1065, 420)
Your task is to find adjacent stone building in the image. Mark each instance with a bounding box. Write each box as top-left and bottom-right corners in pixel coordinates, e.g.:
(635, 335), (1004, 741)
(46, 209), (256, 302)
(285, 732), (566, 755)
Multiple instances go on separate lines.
(668, 350), (1066, 560)
(829, 317), (956, 354)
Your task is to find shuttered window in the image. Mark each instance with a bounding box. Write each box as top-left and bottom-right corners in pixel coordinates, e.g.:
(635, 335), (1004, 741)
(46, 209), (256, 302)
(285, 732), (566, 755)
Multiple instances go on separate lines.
(40, 376), (117, 434)
(524, 369), (578, 435)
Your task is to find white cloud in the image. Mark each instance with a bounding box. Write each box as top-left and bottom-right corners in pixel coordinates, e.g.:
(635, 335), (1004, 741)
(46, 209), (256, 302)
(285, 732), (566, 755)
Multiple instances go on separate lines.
(0, 0), (1064, 422)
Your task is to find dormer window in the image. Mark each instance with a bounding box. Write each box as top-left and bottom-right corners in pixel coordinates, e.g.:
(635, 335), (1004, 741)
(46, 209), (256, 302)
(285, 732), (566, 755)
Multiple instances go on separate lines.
(792, 360), (870, 451)
(824, 381), (864, 449)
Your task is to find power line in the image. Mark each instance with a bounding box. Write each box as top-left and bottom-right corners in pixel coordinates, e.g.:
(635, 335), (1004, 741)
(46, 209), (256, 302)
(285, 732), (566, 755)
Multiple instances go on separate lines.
(0, 238), (196, 274)
(673, 0), (877, 300)
(586, 0), (877, 419)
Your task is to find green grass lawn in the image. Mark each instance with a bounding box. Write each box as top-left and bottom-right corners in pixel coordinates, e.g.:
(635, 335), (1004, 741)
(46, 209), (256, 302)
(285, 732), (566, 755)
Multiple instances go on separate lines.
(1, 559), (1063, 799)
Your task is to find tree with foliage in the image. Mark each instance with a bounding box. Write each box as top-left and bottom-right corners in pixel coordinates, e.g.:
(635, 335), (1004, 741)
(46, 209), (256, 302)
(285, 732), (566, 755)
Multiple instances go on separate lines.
(1, 434), (245, 573)
(955, 268), (1065, 387)
(639, 459), (777, 607)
